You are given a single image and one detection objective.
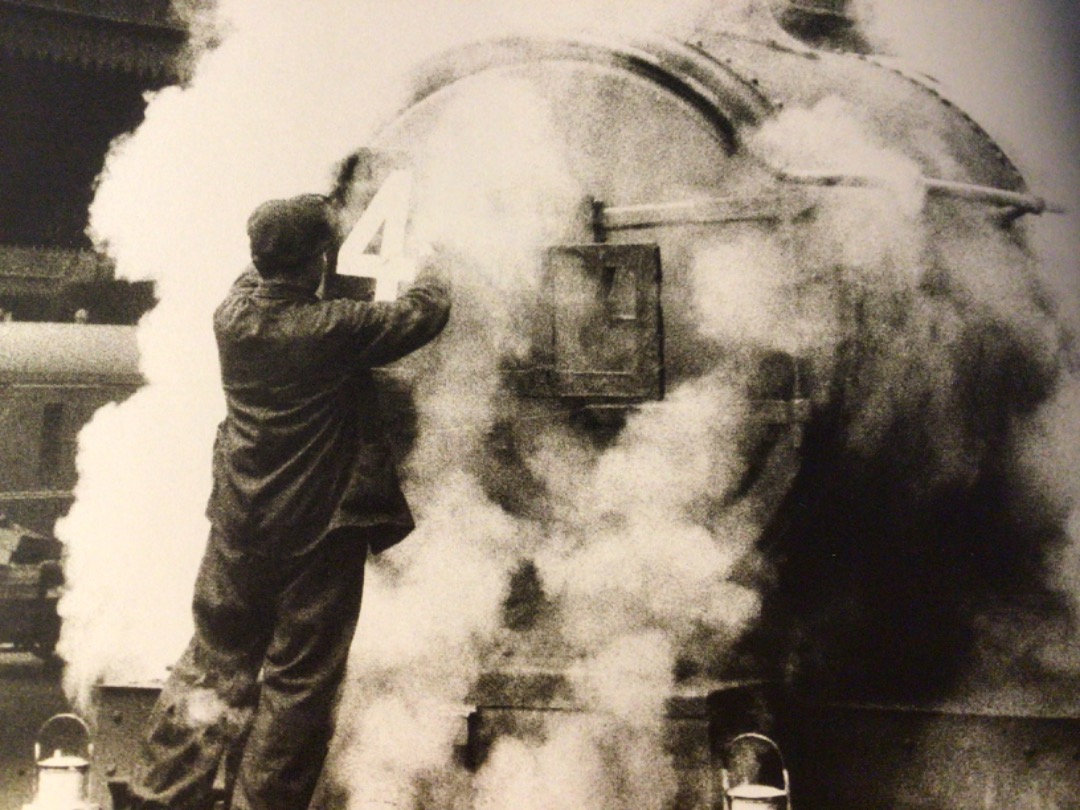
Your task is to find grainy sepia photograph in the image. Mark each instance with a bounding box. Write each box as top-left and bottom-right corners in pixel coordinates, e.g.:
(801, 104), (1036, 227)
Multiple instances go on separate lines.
(1, 2), (1079, 809)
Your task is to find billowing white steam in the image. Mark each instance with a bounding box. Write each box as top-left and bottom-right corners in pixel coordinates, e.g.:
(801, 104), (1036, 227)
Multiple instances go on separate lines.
(325, 55), (768, 804)
(858, 0), (1080, 692)
(56, 0), (759, 804)
(55, 0), (1079, 808)
(59, 0), (726, 699)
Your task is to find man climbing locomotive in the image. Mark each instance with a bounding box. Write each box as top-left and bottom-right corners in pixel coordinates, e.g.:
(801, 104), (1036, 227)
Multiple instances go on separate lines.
(128, 187), (451, 810)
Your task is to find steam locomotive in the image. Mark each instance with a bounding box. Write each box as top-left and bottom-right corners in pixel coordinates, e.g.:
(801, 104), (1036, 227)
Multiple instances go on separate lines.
(335, 4), (1074, 807)
(87, 3), (1078, 808)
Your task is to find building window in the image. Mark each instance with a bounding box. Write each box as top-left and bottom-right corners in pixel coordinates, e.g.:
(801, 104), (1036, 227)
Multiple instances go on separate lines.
(39, 403), (64, 485)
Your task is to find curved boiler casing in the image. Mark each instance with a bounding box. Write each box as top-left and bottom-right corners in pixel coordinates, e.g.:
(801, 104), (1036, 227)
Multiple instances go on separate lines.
(349, 23), (1064, 702)
(404, 30), (1029, 191)
(356, 26), (1048, 417)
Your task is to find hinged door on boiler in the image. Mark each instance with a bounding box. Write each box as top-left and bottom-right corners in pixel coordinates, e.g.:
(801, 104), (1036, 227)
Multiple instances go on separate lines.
(523, 243), (663, 401)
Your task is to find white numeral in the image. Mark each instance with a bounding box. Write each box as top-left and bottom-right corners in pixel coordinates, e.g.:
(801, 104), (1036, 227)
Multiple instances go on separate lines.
(338, 168), (414, 300)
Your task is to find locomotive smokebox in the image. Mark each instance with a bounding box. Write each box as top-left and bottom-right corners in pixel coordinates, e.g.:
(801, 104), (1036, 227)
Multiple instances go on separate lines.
(343, 3), (1062, 665)
(321, 8), (1072, 807)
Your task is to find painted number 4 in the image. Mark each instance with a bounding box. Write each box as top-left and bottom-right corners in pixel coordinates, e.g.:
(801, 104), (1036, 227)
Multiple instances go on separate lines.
(336, 166), (414, 301)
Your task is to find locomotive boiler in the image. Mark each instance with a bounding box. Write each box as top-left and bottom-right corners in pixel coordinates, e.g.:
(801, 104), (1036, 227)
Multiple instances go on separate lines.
(89, 3), (1079, 808)
(339, 2), (1072, 805)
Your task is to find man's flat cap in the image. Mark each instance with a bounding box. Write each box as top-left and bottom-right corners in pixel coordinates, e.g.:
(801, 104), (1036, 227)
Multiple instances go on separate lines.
(247, 194), (336, 274)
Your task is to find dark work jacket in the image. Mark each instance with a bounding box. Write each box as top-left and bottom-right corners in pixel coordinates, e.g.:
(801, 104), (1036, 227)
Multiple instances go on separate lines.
(208, 267), (450, 557)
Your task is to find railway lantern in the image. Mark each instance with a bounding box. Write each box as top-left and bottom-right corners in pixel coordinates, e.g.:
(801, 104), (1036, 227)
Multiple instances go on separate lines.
(721, 733), (792, 810)
(24, 714), (99, 810)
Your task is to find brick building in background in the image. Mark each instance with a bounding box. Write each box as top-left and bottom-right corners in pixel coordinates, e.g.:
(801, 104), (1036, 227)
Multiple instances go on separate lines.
(0, 2), (196, 533)
(0, 0), (195, 324)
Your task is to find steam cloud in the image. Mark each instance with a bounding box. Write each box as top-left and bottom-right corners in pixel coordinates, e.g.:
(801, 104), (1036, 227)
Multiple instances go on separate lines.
(54, 1), (1079, 808)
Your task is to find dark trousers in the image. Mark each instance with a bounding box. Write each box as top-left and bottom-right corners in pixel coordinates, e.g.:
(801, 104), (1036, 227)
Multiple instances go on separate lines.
(130, 528), (369, 810)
